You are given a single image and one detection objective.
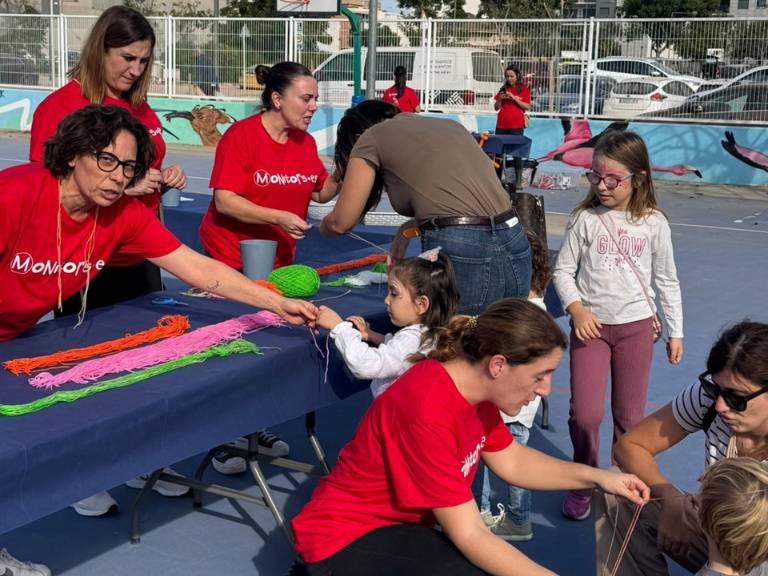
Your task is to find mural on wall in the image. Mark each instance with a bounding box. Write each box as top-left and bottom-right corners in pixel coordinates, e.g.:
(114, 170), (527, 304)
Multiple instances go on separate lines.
(537, 118), (702, 178)
(162, 105), (237, 146)
(1, 87), (767, 187)
(722, 131), (768, 173)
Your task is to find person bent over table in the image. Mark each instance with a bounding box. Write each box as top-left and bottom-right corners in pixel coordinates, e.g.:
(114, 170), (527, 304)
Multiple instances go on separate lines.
(0, 104), (317, 517)
(292, 299), (649, 576)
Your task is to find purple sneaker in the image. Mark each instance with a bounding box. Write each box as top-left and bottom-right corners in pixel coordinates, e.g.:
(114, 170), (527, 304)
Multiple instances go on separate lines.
(562, 491), (591, 520)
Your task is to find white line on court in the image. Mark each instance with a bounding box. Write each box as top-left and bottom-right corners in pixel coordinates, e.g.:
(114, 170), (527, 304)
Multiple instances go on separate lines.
(548, 211), (768, 235)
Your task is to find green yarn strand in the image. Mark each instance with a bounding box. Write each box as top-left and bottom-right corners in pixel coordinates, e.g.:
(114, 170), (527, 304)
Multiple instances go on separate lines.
(268, 265), (320, 297)
(371, 262), (388, 274)
(0, 339), (260, 417)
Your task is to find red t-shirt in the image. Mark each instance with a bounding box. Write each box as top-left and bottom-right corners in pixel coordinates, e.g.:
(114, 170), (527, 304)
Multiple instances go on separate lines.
(0, 163), (181, 342)
(495, 84), (531, 131)
(292, 359), (513, 563)
(383, 86), (420, 113)
(29, 80), (167, 212)
(199, 113), (328, 269)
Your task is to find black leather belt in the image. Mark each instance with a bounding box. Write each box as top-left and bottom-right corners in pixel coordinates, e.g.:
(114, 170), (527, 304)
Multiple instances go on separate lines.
(418, 207), (518, 232)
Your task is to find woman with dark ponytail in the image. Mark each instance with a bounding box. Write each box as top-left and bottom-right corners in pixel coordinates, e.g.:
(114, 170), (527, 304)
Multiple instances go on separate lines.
(383, 65), (421, 112)
(293, 299), (649, 575)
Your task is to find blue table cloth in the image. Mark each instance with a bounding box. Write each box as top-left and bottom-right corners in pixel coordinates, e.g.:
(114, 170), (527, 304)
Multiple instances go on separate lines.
(0, 244), (392, 535)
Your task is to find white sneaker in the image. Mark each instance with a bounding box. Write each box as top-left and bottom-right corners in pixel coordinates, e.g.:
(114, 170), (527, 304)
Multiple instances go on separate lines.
(125, 467), (189, 497)
(70, 491), (118, 517)
(0, 549), (51, 576)
(211, 431), (290, 476)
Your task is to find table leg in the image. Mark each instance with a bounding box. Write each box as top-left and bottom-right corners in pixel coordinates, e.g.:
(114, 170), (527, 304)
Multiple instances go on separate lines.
(305, 411), (330, 475)
(248, 458), (295, 545)
(130, 468), (164, 544)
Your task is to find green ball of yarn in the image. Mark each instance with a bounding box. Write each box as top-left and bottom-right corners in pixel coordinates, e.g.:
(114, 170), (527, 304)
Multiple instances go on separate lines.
(268, 264), (320, 298)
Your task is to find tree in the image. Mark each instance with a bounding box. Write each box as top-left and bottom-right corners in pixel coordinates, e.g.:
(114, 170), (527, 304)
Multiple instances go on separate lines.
(397, 0), (443, 18)
(478, 0), (572, 18)
(621, 0), (722, 57)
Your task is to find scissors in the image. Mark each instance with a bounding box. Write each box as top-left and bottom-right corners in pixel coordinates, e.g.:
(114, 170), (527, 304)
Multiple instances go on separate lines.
(151, 297), (189, 307)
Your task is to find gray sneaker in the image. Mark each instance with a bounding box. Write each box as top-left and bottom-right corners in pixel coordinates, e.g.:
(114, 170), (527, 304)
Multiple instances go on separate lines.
(0, 549), (51, 576)
(490, 516), (533, 542)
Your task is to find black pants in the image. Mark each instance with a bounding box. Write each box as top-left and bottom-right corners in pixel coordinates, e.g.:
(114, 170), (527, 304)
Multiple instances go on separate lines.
(293, 524), (489, 576)
(494, 128), (526, 194)
(54, 261), (163, 317)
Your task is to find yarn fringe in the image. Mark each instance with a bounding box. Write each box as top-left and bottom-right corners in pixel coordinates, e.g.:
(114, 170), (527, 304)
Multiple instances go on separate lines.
(3, 315), (190, 376)
(315, 254), (387, 277)
(28, 311), (284, 390)
(0, 340), (260, 417)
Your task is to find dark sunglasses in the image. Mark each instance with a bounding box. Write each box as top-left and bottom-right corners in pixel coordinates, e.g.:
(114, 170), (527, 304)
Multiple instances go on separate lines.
(92, 150), (139, 179)
(698, 371), (768, 412)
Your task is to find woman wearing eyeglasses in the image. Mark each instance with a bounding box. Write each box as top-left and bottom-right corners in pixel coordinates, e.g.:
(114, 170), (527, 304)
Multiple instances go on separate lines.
(29, 6), (186, 314)
(0, 105), (318, 514)
(595, 321), (768, 576)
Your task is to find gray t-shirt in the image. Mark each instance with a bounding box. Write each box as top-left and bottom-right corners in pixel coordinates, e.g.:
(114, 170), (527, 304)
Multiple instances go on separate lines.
(350, 114), (511, 219)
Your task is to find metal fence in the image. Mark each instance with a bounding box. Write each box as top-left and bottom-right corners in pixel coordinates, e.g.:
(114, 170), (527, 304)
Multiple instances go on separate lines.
(1, 13), (768, 123)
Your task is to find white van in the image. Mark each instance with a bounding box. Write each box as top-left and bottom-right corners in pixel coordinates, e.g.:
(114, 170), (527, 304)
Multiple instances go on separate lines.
(314, 47), (504, 110)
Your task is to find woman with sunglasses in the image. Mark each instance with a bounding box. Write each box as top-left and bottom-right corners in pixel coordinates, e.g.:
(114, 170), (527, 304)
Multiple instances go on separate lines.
(595, 321), (768, 576)
(29, 6), (186, 314)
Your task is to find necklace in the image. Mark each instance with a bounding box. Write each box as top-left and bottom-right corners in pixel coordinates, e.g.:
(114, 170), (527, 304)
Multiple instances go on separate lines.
(56, 197), (99, 328)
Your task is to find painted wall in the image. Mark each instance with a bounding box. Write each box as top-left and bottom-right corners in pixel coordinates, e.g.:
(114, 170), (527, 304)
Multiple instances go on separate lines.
(2, 87), (767, 186)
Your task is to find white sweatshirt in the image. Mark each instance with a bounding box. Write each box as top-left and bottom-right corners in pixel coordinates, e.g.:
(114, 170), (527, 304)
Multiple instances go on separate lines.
(553, 207), (683, 338)
(329, 322), (427, 398)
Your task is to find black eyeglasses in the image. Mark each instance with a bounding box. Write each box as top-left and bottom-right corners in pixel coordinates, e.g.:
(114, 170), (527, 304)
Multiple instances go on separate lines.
(92, 151), (139, 179)
(585, 171), (633, 190)
(698, 371), (768, 412)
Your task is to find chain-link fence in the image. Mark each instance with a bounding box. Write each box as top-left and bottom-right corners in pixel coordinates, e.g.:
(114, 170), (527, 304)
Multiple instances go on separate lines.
(1, 13), (767, 123)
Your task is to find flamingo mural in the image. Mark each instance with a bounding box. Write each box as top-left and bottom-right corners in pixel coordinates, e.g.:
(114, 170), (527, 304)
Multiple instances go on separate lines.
(721, 131), (768, 173)
(538, 118), (702, 178)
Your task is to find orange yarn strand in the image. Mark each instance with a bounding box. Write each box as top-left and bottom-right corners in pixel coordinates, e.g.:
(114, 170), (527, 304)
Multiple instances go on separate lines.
(254, 279), (283, 295)
(315, 254), (387, 277)
(3, 315), (190, 375)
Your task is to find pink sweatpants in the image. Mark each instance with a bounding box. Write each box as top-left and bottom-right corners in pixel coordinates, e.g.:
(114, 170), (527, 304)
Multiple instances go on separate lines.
(568, 317), (655, 473)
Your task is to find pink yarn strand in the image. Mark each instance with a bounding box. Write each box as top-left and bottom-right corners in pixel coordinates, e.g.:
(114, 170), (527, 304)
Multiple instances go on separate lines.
(29, 311), (284, 389)
(607, 502), (644, 576)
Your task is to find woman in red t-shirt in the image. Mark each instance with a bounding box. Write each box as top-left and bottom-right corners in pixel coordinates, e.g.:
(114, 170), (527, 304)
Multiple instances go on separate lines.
(382, 65), (421, 113)
(29, 6), (187, 314)
(291, 299), (650, 575)
(199, 62), (339, 271)
(494, 64), (531, 135)
(0, 105), (319, 515)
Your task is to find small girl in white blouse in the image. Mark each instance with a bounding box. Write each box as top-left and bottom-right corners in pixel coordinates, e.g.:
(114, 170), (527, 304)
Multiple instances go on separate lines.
(316, 249), (459, 398)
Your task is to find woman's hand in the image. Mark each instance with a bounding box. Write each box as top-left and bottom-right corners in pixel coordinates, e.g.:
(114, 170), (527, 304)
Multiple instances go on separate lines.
(347, 315), (370, 340)
(594, 469), (650, 506)
(276, 298), (318, 326)
(126, 168), (163, 196)
(275, 211), (312, 240)
(161, 165), (187, 191)
(570, 308), (602, 341)
(666, 337), (683, 364)
(316, 306), (343, 331)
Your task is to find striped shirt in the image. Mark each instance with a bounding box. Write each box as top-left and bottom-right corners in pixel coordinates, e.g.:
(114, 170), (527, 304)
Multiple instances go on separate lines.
(672, 380), (732, 467)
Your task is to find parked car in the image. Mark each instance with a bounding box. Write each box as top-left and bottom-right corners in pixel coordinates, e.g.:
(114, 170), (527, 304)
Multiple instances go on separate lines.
(530, 74), (615, 115)
(314, 47), (504, 109)
(603, 77), (694, 118)
(688, 65), (768, 101)
(0, 53), (38, 86)
(640, 83), (768, 122)
(590, 57), (703, 91)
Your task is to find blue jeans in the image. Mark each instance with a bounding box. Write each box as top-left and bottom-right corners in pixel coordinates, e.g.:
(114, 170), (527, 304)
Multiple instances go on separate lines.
(421, 221), (531, 315)
(475, 422), (531, 525)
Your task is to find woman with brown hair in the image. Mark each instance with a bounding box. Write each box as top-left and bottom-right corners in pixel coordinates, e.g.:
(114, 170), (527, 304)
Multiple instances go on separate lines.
(292, 299), (649, 575)
(596, 321), (768, 576)
(29, 6), (186, 312)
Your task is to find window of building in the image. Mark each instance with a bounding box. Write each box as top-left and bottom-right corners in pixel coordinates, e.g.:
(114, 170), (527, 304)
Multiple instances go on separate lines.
(737, 0), (749, 9)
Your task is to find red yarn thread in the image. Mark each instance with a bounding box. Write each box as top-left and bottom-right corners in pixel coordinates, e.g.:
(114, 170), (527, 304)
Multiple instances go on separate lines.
(3, 315), (190, 375)
(315, 254), (387, 277)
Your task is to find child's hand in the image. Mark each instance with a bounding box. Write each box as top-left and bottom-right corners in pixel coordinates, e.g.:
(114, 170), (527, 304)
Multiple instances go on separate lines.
(316, 306), (344, 331)
(666, 337), (683, 365)
(347, 315), (370, 341)
(571, 309), (602, 341)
